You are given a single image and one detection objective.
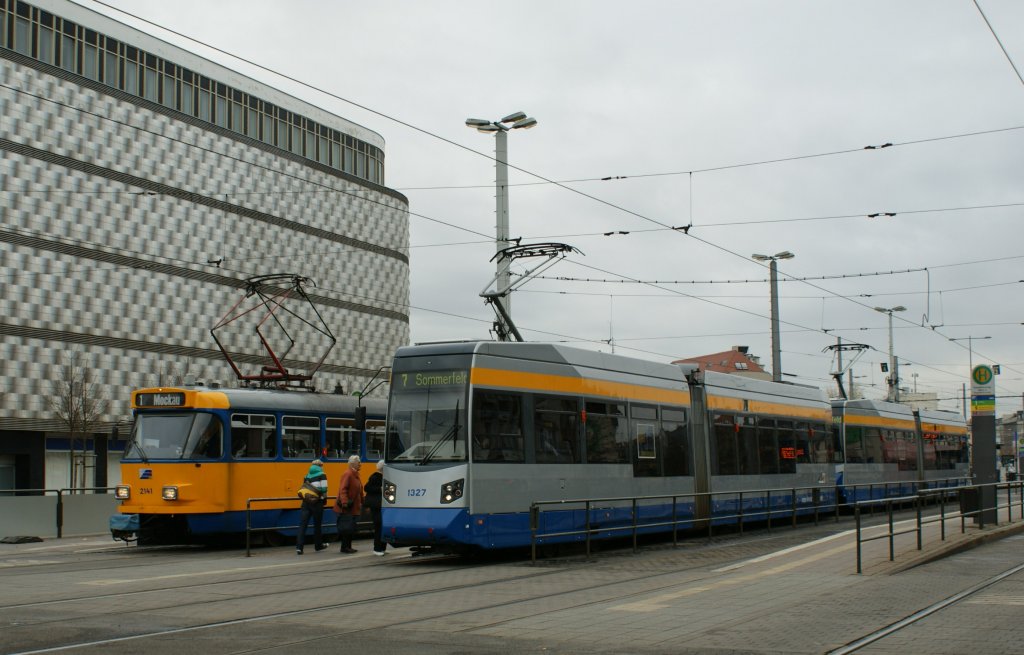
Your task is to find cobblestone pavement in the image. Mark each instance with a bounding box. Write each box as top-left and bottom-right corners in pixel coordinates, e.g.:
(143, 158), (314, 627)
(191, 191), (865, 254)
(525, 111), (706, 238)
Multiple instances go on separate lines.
(1, 512), (1022, 655)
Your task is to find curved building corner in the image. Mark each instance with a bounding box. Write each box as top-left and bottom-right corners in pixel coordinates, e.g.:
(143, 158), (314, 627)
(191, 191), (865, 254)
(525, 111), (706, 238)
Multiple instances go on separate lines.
(0, 0), (410, 491)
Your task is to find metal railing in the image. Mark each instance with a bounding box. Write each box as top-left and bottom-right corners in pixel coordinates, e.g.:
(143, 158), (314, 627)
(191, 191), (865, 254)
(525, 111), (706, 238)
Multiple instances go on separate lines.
(244, 496), (305, 557)
(0, 486), (118, 538)
(529, 484), (839, 564)
(853, 480), (1024, 573)
(244, 496), (366, 557)
(528, 476), (969, 564)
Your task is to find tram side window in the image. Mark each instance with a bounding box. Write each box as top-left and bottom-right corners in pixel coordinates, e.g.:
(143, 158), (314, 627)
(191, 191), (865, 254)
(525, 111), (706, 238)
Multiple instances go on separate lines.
(585, 401), (628, 464)
(922, 433), (938, 471)
(809, 424), (833, 463)
(863, 427), (885, 464)
(366, 420), (386, 461)
(776, 420), (796, 474)
(711, 413), (738, 475)
(231, 413), (276, 458)
(898, 430), (917, 471)
(534, 396), (580, 464)
(326, 417), (356, 458)
(473, 391), (525, 463)
(661, 407), (689, 476)
(844, 426), (864, 462)
(737, 416), (758, 475)
(632, 404), (659, 476)
(283, 416), (320, 459)
(793, 422), (812, 464)
(757, 418), (779, 475)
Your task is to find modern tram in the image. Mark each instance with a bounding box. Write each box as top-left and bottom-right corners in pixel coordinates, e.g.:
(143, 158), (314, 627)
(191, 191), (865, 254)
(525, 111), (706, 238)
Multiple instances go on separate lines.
(832, 398), (969, 502)
(380, 341), (970, 552)
(380, 341), (840, 551)
(110, 384), (386, 544)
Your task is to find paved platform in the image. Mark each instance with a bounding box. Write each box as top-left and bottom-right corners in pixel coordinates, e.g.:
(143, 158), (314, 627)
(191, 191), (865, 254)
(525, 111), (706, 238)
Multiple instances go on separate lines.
(1, 509), (1022, 655)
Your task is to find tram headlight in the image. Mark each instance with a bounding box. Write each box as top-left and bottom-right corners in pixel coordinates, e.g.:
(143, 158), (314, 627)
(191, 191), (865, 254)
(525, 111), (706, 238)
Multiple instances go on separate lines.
(383, 479), (396, 504)
(115, 485), (131, 500)
(440, 478), (464, 504)
(161, 485), (179, 501)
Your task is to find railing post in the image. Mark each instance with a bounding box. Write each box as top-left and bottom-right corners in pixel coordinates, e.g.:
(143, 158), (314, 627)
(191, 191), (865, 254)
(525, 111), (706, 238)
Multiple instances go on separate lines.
(1007, 484), (1013, 524)
(585, 500), (592, 560)
(631, 498), (638, 553)
(671, 496), (678, 548)
(791, 487), (797, 529)
(738, 491), (744, 535)
(940, 491), (946, 541)
(56, 489), (64, 539)
(888, 499), (895, 562)
(530, 504), (538, 565)
(766, 489), (772, 532)
(915, 494), (922, 551)
(245, 499), (252, 557)
(855, 504), (863, 574)
(834, 484), (840, 522)
(961, 488), (966, 534)
(708, 492), (714, 539)
(980, 486), (986, 529)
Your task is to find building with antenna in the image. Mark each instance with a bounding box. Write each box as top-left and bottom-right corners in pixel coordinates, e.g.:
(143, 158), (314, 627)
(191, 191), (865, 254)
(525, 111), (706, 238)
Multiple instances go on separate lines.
(0, 0), (410, 492)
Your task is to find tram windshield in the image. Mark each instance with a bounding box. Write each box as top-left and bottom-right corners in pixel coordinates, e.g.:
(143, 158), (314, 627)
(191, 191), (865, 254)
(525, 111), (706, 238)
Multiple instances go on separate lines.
(124, 412), (223, 460)
(385, 370), (468, 464)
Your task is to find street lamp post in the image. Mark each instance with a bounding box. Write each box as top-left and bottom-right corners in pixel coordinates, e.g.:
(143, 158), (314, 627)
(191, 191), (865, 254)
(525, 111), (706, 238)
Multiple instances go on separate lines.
(948, 335), (991, 373)
(752, 251), (794, 382)
(465, 112), (538, 329)
(874, 305), (906, 402)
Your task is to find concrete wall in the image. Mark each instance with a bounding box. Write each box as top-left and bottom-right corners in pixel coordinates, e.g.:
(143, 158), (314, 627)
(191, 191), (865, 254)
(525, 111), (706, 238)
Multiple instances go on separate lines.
(0, 493), (118, 539)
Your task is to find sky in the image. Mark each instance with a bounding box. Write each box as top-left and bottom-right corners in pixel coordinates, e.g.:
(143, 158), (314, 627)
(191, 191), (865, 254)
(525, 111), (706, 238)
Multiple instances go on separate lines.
(84, 0), (1024, 414)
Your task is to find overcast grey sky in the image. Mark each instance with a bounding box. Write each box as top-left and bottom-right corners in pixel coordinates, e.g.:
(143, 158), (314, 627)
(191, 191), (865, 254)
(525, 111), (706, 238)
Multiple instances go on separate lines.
(88, 0), (1024, 413)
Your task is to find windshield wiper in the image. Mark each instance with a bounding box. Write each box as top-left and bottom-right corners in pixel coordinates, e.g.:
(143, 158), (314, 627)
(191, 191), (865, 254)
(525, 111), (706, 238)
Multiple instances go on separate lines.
(128, 433), (149, 463)
(420, 400), (460, 466)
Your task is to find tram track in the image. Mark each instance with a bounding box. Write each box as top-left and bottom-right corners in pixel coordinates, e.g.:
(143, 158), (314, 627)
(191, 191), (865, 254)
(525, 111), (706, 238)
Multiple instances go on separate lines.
(5, 533), (823, 655)
(0, 553), (479, 611)
(1, 519), (828, 612)
(826, 560), (1024, 654)
(8, 522), (1020, 655)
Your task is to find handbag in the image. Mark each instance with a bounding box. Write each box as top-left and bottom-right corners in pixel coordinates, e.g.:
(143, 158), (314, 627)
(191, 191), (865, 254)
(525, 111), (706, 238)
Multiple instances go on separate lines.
(297, 480), (320, 500)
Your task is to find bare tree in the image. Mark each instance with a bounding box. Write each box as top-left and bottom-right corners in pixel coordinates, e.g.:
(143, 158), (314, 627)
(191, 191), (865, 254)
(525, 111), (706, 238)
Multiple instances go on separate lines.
(48, 350), (109, 490)
(157, 357), (209, 387)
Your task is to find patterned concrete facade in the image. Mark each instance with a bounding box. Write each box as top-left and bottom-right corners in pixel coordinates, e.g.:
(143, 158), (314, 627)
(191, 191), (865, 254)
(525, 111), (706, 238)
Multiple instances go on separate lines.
(0, 1), (410, 485)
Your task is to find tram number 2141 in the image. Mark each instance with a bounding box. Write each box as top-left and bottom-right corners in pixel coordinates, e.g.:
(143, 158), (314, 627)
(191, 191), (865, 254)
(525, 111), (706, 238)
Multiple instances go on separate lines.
(407, 488), (427, 497)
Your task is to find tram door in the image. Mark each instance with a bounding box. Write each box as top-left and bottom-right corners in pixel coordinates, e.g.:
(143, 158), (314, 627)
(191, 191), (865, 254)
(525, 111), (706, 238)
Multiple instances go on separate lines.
(687, 380), (712, 522)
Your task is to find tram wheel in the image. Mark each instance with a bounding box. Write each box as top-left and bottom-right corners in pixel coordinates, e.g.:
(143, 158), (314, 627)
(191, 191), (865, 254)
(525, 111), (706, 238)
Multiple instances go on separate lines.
(264, 531), (287, 547)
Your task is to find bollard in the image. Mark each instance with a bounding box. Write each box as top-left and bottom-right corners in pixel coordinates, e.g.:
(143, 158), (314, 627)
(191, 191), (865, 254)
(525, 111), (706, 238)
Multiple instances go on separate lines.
(56, 489), (64, 539)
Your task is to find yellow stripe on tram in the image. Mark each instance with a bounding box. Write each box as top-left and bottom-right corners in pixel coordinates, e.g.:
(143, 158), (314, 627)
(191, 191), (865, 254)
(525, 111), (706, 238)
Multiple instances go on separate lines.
(470, 367), (690, 405)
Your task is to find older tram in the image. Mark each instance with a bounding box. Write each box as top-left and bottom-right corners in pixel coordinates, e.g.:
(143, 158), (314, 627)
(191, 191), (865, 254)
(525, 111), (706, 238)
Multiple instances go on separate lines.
(110, 384), (385, 544)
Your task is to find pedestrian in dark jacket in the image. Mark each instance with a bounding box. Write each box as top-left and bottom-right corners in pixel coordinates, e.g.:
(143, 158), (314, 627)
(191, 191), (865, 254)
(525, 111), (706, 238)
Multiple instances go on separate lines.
(364, 464), (386, 555)
(334, 455), (363, 553)
(296, 459), (328, 555)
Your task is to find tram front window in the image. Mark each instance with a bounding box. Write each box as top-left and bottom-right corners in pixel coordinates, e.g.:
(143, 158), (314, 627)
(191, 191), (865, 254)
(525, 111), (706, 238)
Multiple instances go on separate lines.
(125, 413), (223, 460)
(386, 371), (468, 464)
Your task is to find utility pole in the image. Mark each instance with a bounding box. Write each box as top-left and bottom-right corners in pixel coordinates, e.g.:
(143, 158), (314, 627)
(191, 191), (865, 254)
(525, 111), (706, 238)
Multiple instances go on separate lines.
(875, 305), (906, 402)
(752, 251), (794, 383)
(465, 111), (538, 336)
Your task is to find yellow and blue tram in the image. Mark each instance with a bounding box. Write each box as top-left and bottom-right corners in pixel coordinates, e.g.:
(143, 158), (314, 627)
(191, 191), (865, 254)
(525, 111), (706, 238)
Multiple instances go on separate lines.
(110, 385), (386, 544)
